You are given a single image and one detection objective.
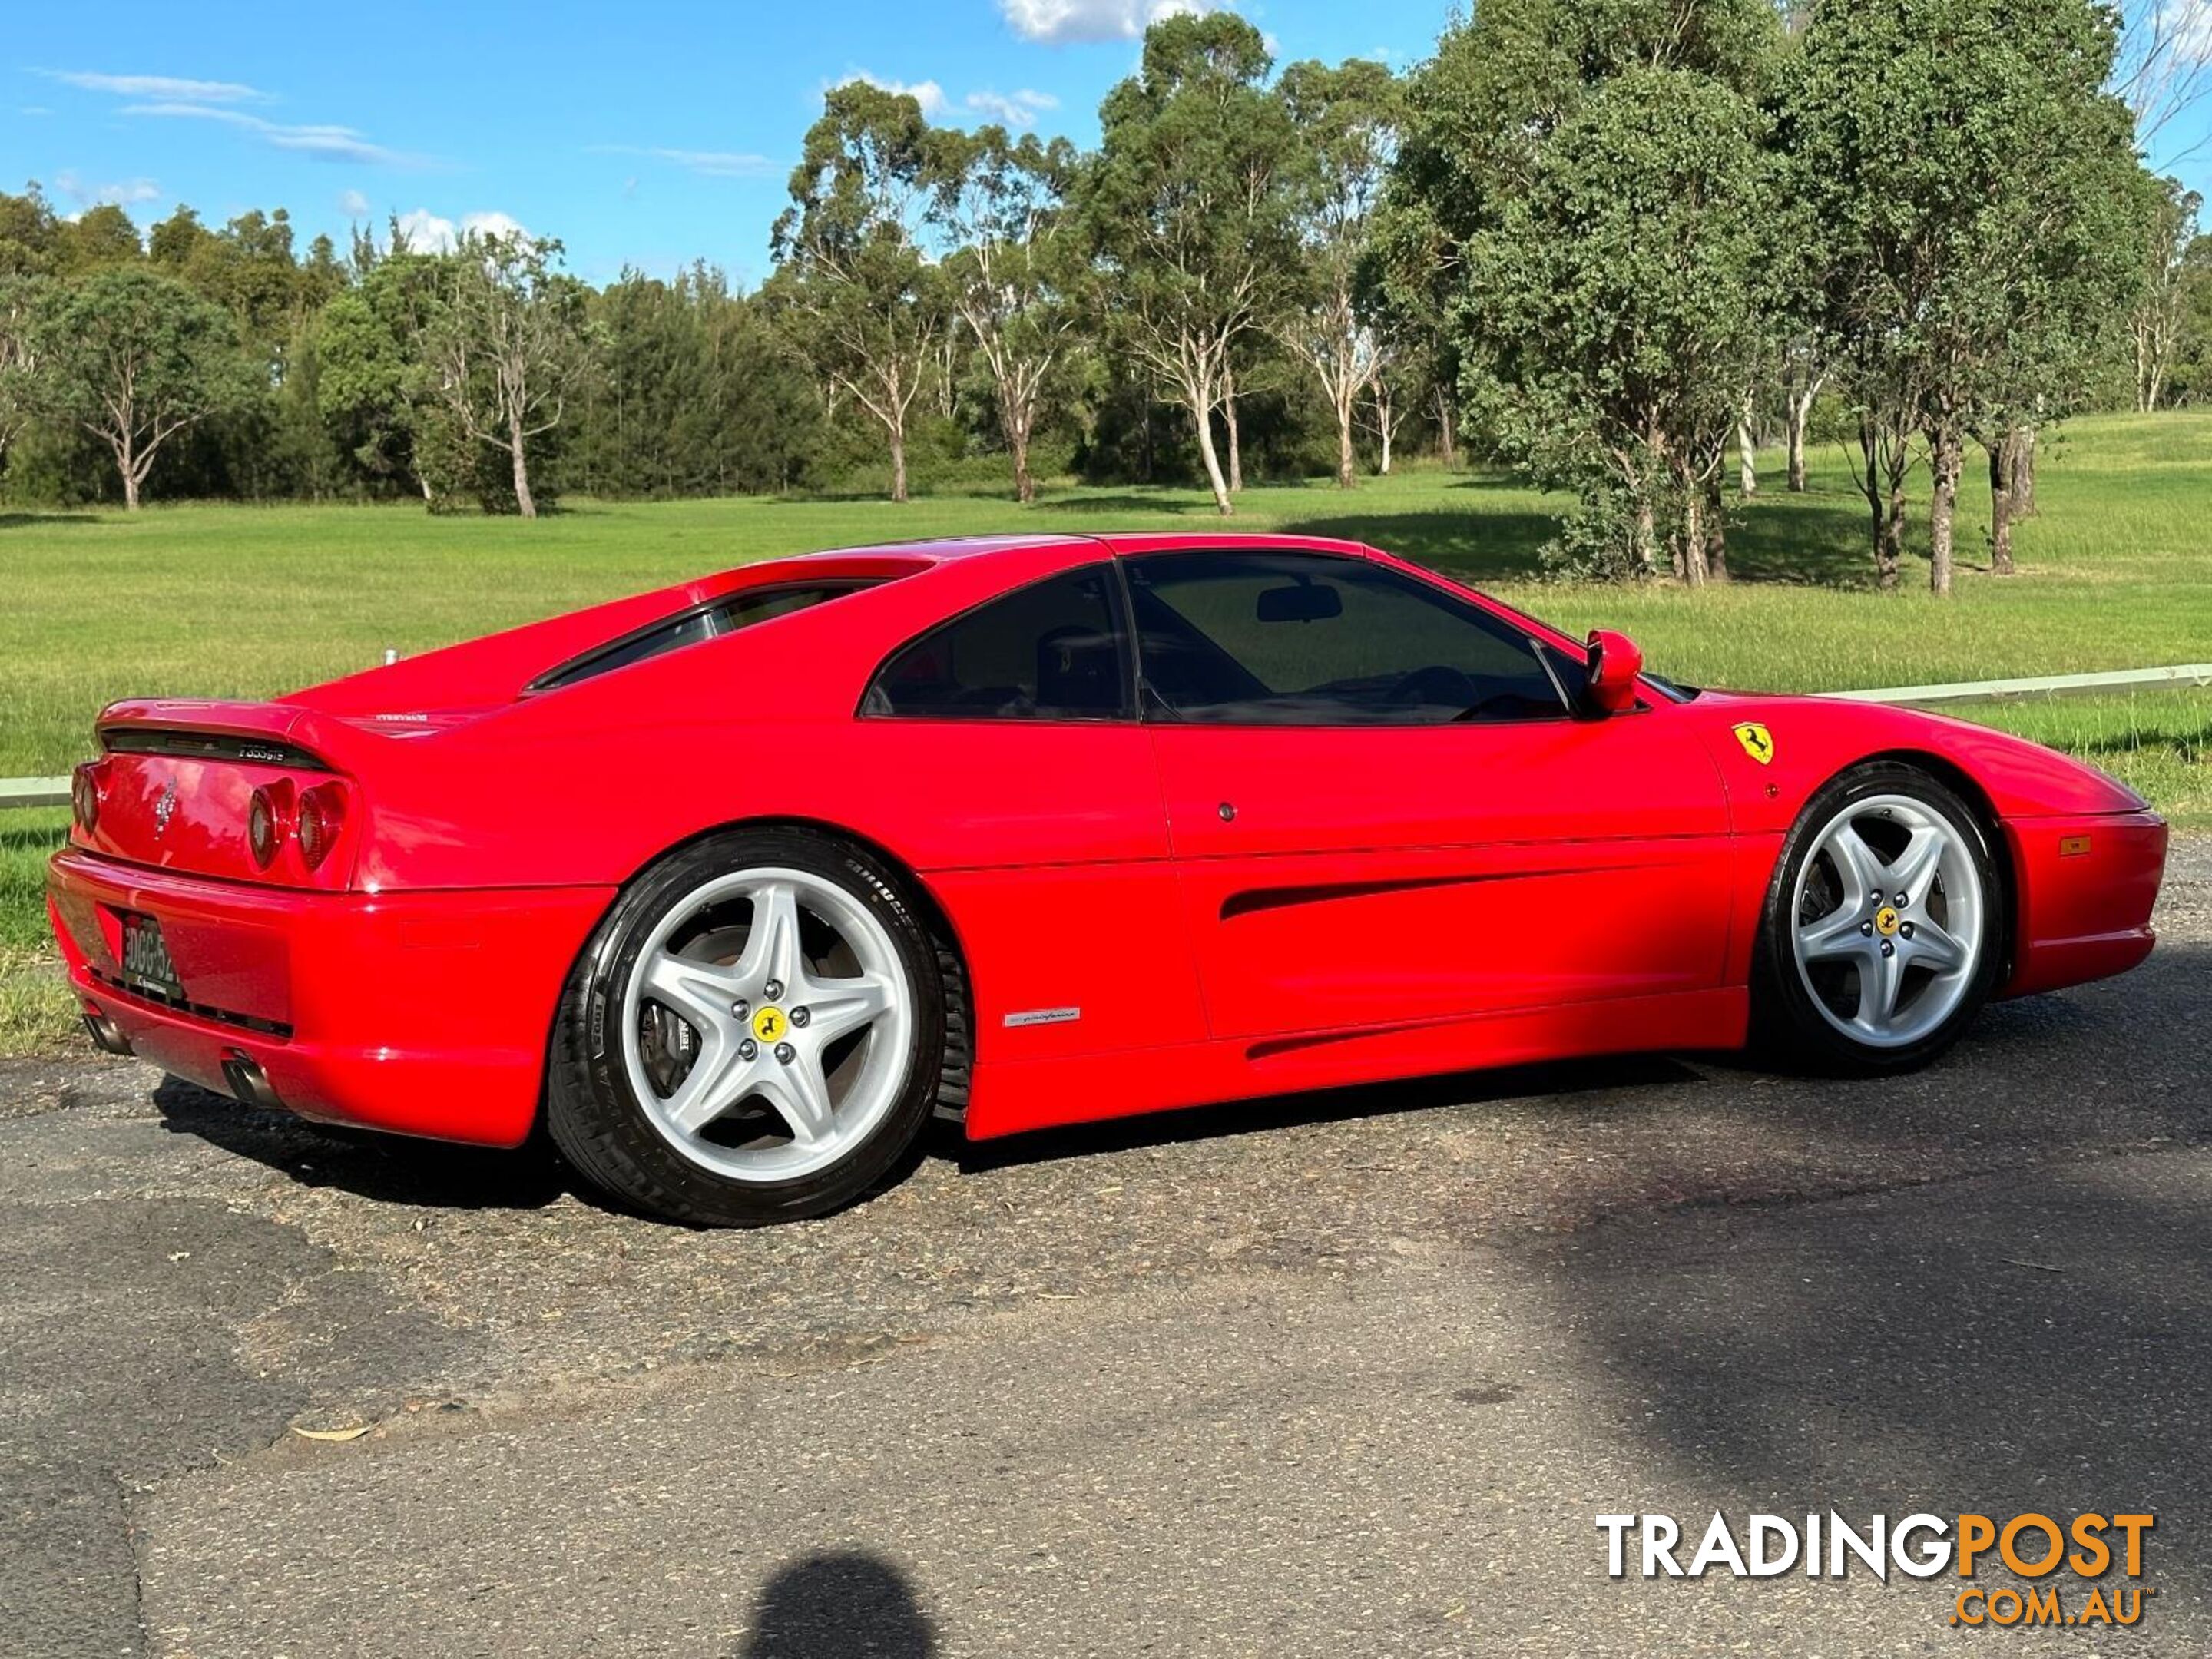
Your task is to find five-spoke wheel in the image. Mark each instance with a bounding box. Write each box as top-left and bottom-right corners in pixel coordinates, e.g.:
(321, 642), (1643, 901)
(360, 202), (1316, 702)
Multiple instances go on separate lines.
(621, 868), (912, 1183)
(549, 830), (947, 1227)
(1761, 764), (2002, 1071)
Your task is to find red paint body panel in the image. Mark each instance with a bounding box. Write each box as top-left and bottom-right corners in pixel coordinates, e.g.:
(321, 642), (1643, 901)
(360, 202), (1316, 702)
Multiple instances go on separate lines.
(49, 851), (608, 1144)
(48, 531), (2167, 1154)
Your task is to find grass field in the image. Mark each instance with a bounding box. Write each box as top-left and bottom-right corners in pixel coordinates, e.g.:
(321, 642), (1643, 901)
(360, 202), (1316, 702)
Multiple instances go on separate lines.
(4, 410), (2208, 1052)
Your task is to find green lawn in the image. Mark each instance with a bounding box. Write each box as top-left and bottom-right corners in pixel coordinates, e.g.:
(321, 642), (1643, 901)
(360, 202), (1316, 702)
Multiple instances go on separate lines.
(5, 410), (2209, 1052)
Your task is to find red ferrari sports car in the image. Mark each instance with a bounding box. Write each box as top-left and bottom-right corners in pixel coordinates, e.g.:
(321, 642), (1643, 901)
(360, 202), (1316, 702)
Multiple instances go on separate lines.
(49, 533), (2167, 1224)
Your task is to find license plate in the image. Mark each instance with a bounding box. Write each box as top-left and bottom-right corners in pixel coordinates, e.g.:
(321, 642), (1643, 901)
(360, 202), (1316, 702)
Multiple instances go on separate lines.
(119, 911), (184, 998)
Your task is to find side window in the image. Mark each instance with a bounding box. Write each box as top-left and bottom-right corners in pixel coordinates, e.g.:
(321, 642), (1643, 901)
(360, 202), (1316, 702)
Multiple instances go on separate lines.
(865, 565), (1134, 721)
(1127, 551), (1568, 726)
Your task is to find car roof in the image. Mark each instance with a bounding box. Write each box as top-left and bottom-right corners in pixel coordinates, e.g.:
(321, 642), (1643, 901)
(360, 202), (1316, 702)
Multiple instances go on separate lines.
(766, 530), (1376, 571)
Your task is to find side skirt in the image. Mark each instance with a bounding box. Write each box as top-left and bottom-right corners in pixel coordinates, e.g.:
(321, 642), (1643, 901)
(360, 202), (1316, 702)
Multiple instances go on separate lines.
(962, 986), (1750, 1141)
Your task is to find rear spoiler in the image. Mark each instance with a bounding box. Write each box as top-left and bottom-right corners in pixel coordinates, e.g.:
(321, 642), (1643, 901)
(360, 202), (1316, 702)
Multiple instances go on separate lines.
(95, 698), (389, 773)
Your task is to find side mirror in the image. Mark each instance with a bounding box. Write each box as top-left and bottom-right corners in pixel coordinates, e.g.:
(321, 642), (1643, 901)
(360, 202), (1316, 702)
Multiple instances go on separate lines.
(1584, 628), (1644, 715)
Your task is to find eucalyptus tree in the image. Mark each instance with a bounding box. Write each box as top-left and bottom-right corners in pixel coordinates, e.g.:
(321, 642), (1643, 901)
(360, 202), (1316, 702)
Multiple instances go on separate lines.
(932, 127), (1080, 503)
(1276, 56), (1402, 488)
(772, 81), (946, 503)
(1464, 65), (1782, 581)
(0, 273), (44, 474)
(1388, 0), (1783, 578)
(1783, 0), (2147, 591)
(2134, 178), (2203, 412)
(1081, 12), (1296, 515)
(31, 266), (253, 508)
(421, 233), (591, 518)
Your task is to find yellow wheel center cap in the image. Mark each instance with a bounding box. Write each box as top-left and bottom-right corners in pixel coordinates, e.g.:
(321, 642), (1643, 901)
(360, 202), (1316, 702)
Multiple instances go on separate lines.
(752, 1006), (787, 1043)
(1874, 906), (1901, 939)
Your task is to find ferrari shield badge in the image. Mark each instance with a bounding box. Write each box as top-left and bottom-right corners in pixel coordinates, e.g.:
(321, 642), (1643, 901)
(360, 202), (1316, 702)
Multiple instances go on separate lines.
(1732, 722), (1776, 765)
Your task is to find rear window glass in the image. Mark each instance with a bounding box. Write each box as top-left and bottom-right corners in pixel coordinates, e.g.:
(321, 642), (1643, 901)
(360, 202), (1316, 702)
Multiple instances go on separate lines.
(531, 581), (885, 692)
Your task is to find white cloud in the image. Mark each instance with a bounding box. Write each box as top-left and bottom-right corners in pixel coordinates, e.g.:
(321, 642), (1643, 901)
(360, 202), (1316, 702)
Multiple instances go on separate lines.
(837, 70), (949, 116)
(53, 169), (161, 210)
(965, 88), (1059, 128)
(392, 207), (457, 250)
(339, 187), (372, 218)
(391, 207), (528, 253)
(591, 144), (773, 179)
(462, 210), (528, 240)
(118, 101), (429, 167)
(996, 0), (1218, 45)
(40, 69), (266, 104)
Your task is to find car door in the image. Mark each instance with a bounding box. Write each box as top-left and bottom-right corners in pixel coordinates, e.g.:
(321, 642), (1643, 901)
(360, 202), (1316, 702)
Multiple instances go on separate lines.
(1126, 548), (1733, 1042)
(844, 558), (1207, 1063)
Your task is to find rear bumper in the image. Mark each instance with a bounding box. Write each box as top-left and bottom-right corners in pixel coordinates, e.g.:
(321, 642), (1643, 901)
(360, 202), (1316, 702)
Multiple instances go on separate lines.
(2001, 810), (2167, 998)
(47, 849), (614, 1147)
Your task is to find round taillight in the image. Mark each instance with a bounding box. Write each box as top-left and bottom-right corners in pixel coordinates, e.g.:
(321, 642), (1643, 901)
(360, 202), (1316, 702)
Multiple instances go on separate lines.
(247, 788), (280, 868)
(71, 764), (101, 836)
(296, 784), (343, 870)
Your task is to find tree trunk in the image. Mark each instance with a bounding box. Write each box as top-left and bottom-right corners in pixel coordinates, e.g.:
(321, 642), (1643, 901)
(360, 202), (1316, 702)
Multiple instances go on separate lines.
(1786, 391), (1812, 492)
(1377, 407), (1393, 475)
(1433, 386), (1456, 467)
(2013, 424), (2038, 518)
(1858, 413), (1900, 591)
(1929, 426), (1961, 595)
(1988, 431), (2018, 576)
(121, 465), (141, 511)
(1634, 495), (1657, 576)
(1223, 367), (1243, 494)
(1680, 478), (1710, 587)
(889, 422), (909, 504)
(1737, 401), (1757, 498)
(1193, 399), (1233, 516)
(1335, 402), (1356, 489)
(508, 412), (538, 519)
(1705, 473), (1728, 581)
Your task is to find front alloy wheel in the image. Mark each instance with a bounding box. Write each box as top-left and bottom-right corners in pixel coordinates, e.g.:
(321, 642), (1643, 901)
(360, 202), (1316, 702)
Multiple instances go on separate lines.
(1760, 764), (2002, 1072)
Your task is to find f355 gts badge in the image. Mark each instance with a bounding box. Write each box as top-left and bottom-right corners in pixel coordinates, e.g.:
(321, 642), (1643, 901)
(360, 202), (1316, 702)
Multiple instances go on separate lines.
(1732, 722), (1775, 765)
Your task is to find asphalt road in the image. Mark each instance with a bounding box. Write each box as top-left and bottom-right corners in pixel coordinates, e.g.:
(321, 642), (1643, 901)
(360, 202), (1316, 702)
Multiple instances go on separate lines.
(2, 839), (2207, 1657)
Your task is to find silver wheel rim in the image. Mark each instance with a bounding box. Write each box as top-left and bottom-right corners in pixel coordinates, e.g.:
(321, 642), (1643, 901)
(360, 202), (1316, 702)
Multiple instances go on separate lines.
(621, 866), (913, 1183)
(1790, 793), (1986, 1050)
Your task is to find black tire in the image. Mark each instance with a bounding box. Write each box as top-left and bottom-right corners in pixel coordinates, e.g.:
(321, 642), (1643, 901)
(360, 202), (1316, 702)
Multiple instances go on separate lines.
(1752, 761), (2005, 1075)
(546, 827), (946, 1227)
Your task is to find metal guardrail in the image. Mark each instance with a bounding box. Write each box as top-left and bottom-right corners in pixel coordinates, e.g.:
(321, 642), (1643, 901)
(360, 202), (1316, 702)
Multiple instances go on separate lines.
(1, 778), (69, 811)
(3, 664), (2204, 812)
(1833, 663), (2212, 706)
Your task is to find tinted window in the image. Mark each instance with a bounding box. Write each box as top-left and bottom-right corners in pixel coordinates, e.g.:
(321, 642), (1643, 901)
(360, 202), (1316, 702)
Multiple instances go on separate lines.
(534, 581), (884, 691)
(1128, 551), (1566, 725)
(865, 565), (1133, 721)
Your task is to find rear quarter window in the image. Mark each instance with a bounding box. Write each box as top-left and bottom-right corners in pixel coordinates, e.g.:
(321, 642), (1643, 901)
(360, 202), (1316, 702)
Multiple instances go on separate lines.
(530, 580), (885, 692)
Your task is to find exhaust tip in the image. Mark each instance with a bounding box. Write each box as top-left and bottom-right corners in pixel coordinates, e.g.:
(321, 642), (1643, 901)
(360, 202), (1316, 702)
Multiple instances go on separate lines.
(81, 1008), (133, 1058)
(220, 1051), (285, 1113)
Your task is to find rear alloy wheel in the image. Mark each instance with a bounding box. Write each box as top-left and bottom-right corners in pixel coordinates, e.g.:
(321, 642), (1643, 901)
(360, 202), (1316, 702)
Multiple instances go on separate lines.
(1758, 765), (2002, 1073)
(549, 830), (945, 1226)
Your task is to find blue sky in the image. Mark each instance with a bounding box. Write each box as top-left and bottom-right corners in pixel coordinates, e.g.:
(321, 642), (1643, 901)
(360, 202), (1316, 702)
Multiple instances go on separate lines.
(8, 0), (2210, 288)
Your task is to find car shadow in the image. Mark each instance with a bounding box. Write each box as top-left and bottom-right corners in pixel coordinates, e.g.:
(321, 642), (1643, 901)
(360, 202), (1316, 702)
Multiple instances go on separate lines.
(942, 1051), (1705, 1174)
(152, 1075), (574, 1213)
